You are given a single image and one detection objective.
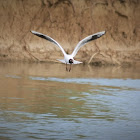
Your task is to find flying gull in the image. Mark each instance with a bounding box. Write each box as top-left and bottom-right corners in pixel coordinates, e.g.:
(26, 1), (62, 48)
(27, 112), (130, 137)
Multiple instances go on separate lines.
(31, 30), (106, 71)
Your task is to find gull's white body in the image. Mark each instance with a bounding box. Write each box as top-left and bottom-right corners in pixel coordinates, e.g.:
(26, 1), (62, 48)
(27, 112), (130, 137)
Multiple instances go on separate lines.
(31, 30), (106, 65)
(57, 54), (82, 64)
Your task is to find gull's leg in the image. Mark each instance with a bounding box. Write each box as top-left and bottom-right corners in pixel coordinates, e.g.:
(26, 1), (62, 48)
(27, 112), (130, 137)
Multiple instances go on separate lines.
(69, 64), (72, 72)
(66, 63), (68, 71)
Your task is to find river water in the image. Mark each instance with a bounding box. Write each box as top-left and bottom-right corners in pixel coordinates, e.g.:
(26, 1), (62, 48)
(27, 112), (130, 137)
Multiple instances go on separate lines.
(0, 62), (140, 140)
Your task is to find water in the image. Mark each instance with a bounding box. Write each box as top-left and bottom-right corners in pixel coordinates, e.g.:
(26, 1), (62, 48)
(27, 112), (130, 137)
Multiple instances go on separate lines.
(0, 62), (140, 140)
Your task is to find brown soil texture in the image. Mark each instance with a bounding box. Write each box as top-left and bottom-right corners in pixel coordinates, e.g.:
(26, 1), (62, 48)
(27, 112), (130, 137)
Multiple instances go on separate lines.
(0, 0), (140, 65)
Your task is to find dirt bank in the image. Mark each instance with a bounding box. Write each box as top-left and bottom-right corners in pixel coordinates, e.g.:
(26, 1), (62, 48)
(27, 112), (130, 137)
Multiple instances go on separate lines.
(0, 0), (140, 65)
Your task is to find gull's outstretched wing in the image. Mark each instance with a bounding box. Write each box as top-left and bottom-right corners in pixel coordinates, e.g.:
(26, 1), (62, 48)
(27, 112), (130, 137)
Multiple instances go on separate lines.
(31, 31), (66, 56)
(71, 31), (106, 57)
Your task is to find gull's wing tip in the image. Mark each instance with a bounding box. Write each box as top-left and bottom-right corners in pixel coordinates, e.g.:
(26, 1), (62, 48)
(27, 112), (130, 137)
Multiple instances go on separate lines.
(98, 31), (106, 37)
(101, 31), (106, 34)
(30, 30), (36, 34)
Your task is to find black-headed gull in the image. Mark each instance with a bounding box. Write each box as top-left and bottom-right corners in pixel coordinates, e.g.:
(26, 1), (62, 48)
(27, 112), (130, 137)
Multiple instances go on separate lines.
(31, 30), (106, 71)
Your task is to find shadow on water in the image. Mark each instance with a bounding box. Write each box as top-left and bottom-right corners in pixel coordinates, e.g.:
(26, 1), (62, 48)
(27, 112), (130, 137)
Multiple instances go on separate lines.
(0, 62), (140, 140)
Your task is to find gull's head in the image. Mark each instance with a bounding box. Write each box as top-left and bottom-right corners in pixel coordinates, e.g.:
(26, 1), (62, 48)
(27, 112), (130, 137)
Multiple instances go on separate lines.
(69, 59), (73, 64)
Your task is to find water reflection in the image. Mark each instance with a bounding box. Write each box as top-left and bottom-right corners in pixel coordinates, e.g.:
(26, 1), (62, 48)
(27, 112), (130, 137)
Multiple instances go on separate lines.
(0, 62), (140, 140)
(0, 61), (140, 79)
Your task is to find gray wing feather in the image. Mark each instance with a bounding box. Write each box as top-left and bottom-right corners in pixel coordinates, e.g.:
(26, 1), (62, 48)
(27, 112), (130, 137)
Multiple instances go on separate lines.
(71, 31), (106, 57)
(31, 31), (66, 56)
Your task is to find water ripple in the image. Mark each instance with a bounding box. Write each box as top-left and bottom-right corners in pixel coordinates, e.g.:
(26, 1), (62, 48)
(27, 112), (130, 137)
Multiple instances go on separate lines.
(29, 76), (140, 90)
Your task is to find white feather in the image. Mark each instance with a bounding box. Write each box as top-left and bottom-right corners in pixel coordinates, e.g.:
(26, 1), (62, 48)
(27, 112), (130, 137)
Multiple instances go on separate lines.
(71, 31), (105, 57)
(31, 30), (106, 64)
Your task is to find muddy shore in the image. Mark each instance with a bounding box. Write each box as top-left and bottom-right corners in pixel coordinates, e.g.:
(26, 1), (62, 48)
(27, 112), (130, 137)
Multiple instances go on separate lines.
(0, 0), (139, 65)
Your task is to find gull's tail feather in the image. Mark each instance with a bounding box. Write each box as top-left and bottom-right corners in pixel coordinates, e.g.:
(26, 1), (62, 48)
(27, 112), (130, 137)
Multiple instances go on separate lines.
(73, 60), (83, 64)
(57, 59), (66, 64)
